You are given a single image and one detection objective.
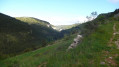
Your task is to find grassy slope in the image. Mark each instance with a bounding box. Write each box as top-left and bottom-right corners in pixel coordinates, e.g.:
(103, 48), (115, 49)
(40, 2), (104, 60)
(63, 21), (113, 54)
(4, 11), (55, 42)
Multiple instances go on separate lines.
(1, 20), (119, 67)
(0, 34), (76, 67)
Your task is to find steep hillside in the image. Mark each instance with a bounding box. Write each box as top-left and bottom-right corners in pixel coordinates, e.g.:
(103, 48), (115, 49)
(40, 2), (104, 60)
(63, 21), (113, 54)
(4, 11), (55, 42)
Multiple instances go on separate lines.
(0, 13), (61, 59)
(16, 17), (62, 41)
(1, 9), (119, 67)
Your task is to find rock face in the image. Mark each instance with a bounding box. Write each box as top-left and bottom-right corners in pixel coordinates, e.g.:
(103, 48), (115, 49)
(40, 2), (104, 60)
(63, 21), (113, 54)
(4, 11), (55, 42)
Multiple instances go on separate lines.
(67, 35), (83, 50)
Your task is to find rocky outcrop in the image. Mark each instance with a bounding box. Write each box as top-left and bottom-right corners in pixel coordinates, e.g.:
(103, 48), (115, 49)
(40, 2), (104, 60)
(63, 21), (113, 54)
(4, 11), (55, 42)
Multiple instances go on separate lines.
(67, 35), (83, 50)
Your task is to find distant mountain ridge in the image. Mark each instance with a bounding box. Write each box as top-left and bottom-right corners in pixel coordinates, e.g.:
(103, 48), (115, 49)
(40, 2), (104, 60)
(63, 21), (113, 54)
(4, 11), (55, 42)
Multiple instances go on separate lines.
(53, 23), (80, 31)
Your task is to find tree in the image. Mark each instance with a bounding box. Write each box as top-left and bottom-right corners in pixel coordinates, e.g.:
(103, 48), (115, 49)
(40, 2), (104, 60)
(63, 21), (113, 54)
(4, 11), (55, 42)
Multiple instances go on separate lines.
(86, 11), (98, 21)
(86, 16), (92, 21)
(91, 11), (97, 19)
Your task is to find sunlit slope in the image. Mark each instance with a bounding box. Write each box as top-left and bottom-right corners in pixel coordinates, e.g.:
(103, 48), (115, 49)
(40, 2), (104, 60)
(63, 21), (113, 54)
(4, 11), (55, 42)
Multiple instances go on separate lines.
(16, 17), (50, 26)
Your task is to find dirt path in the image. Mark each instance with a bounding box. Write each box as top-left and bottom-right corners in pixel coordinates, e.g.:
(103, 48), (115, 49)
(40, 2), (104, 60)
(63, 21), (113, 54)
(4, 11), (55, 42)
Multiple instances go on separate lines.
(108, 23), (119, 49)
(103, 23), (119, 66)
(108, 24), (115, 46)
(113, 23), (119, 49)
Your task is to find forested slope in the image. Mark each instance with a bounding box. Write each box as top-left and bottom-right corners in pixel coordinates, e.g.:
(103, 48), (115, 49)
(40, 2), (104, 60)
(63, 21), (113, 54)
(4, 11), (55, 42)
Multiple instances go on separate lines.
(0, 13), (61, 59)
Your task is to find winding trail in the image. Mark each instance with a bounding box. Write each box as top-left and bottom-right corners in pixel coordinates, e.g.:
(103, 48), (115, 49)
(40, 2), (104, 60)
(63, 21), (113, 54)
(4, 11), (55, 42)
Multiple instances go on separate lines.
(104, 23), (119, 66)
(108, 23), (119, 49)
(113, 23), (119, 49)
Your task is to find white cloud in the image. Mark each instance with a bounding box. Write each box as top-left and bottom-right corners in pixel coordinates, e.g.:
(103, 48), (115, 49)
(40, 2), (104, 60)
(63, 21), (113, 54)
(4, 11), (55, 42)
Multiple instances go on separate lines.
(108, 0), (119, 3)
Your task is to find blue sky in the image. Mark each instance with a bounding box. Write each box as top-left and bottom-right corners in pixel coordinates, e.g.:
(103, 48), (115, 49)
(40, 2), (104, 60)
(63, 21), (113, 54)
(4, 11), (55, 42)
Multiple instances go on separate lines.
(0, 0), (119, 25)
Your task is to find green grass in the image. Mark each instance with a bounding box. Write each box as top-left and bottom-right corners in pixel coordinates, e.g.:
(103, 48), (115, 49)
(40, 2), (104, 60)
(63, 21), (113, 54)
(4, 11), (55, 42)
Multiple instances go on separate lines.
(1, 21), (119, 67)
(0, 34), (76, 67)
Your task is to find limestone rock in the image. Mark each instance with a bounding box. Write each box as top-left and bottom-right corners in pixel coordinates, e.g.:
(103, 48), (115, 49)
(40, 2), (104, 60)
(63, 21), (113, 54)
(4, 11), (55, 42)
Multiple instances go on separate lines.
(100, 62), (105, 65)
(67, 34), (83, 50)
